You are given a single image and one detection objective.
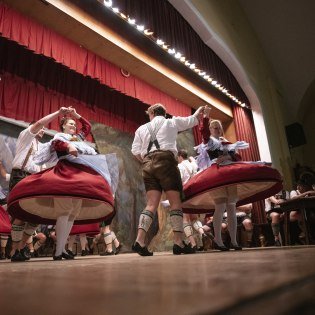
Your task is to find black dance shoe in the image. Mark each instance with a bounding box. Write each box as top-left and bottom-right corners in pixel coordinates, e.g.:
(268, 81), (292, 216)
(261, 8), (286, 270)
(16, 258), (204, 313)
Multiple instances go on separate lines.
(20, 247), (31, 260)
(67, 250), (75, 257)
(100, 251), (115, 256)
(62, 252), (74, 260)
(115, 244), (122, 255)
(213, 241), (229, 251)
(173, 242), (196, 255)
(81, 250), (87, 256)
(230, 244), (242, 251)
(132, 242), (153, 256)
(53, 255), (62, 261)
(11, 250), (26, 262)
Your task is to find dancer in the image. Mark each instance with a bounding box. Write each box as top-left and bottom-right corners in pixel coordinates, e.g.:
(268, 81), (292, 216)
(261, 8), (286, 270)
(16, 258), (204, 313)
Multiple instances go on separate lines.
(182, 106), (282, 251)
(8, 107), (69, 261)
(8, 107), (118, 260)
(131, 103), (204, 256)
(178, 150), (212, 251)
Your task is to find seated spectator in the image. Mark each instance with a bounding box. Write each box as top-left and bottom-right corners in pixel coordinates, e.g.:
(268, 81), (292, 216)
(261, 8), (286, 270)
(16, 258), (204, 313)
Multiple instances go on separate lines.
(290, 176), (315, 243)
(26, 225), (47, 257)
(203, 214), (228, 248)
(265, 190), (289, 246)
(235, 204), (253, 247)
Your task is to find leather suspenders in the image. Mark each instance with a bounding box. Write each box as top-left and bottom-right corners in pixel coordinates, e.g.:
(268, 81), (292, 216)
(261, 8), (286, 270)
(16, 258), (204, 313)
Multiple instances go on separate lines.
(146, 120), (164, 154)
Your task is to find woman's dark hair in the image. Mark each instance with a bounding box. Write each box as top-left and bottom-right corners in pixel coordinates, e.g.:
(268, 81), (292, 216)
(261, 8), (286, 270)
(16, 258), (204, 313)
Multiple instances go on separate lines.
(59, 117), (73, 131)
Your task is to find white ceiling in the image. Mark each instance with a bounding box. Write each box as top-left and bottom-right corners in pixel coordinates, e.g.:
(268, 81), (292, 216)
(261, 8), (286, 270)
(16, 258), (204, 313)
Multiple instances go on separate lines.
(170, 0), (315, 120)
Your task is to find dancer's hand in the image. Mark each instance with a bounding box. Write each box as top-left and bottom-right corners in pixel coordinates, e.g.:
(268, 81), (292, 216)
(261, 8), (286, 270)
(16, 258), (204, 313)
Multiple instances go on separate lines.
(59, 107), (70, 115)
(203, 105), (211, 118)
(68, 107), (81, 119)
(67, 143), (78, 157)
(193, 106), (205, 119)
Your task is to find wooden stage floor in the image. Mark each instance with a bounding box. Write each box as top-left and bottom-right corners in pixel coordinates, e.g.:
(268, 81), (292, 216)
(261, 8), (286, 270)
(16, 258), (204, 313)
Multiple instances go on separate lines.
(1, 246), (315, 315)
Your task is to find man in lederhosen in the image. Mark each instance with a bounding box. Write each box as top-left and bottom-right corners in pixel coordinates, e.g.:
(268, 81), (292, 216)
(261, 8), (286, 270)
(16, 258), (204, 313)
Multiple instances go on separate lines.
(131, 103), (204, 256)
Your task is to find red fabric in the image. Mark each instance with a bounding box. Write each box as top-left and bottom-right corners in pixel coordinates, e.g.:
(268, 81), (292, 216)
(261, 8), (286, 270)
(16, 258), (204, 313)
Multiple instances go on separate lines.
(0, 72), (147, 137)
(8, 160), (115, 225)
(0, 205), (11, 235)
(52, 140), (69, 153)
(77, 117), (91, 139)
(199, 117), (211, 144)
(233, 105), (266, 223)
(182, 163), (282, 213)
(233, 106), (260, 161)
(70, 223), (100, 236)
(193, 125), (202, 146)
(0, 3), (190, 117)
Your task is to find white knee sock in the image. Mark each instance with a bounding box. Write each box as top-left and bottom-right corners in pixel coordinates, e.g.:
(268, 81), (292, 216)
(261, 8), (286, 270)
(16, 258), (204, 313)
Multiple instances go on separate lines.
(226, 203), (238, 246)
(213, 203), (226, 246)
(63, 220), (75, 254)
(55, 215), (69, 256)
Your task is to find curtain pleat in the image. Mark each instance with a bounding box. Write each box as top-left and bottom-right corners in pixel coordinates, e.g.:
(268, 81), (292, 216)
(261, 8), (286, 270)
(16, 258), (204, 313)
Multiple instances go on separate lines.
(0, 2), (190, 116)
(0, 72), (150, 139)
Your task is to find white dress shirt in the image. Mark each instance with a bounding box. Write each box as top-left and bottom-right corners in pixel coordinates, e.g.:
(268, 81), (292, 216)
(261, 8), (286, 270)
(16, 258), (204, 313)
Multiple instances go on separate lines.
(12, 126), (44, 174)
(131, 115), (198, 158)
(178, 159), (198, 185)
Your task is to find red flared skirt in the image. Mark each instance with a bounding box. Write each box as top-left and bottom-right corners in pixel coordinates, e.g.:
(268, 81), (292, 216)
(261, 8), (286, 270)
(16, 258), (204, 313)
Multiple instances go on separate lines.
(8, 160), (115, 224)
(182, 163), (282, 213)
(0, 205), (11, 235)
(70, 223), (100, 236)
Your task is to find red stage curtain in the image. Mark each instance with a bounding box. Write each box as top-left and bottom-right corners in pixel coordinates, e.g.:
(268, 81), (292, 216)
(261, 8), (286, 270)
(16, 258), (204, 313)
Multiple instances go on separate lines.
(0, 72), (150, 140)
(0, 2), (190, 117)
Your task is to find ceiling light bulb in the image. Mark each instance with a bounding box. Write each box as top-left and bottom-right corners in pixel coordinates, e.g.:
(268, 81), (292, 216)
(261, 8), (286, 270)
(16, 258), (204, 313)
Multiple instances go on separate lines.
(144, 30), (153, 36)
(175, 52), (182, 59)
(168, 48), (175, 54)
(189, 63), (196, 69)
(112, 7), (119, 13)
(128, 18), (136, 24)
(103, 0), (112, 7)
(136, 25), (145, 31)
(120, 13), (127, 19)
(157, 39), (164, 45)
(180, 57), (186, 62)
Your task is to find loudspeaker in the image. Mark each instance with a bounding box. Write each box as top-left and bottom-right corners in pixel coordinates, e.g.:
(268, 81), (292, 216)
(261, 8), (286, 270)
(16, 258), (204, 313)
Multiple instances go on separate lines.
(285, 123), (306, 148)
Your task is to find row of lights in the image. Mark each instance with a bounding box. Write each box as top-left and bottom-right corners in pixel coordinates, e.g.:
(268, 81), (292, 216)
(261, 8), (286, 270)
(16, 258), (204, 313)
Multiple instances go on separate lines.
(102, 0), (249, 109)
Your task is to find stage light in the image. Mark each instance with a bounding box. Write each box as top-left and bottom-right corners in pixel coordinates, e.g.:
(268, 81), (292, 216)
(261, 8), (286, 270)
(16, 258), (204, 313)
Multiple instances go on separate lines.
(144, 29), (153, 36)
(103, 0), (112, 8)
(136, 25), (145, 32)
(128, 18), (136, 25)
(175, 52), (182, 59)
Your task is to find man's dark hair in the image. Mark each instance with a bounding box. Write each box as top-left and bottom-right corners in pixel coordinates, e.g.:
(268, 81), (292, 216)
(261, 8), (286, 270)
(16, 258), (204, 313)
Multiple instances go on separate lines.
(146, 103), (167, 117)
(178, 149), (188, 159)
